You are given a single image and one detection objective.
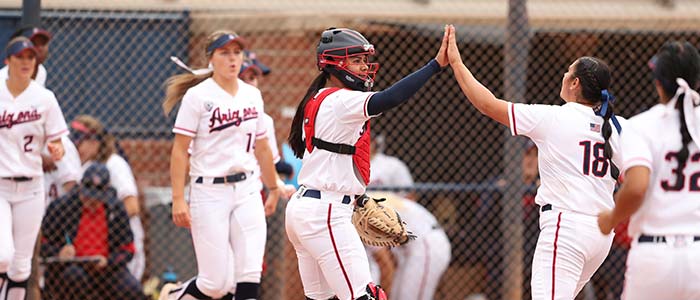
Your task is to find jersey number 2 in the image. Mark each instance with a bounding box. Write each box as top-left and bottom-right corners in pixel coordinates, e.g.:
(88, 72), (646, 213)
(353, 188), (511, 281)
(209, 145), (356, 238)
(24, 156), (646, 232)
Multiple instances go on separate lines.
(24, 135), (33, 152)
(579, 140), (608, 177)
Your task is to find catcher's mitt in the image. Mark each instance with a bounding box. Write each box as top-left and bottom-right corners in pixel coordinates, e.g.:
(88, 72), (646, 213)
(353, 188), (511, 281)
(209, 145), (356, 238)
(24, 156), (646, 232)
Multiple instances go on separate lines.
(352, 195), (416, 247)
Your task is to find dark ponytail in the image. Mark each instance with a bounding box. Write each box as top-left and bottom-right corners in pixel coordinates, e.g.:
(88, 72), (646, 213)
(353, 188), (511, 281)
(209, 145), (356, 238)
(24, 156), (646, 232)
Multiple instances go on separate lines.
(675, 94), (692, 184)
(600, 96), (615, 161)
(651, 41), (700, 180)
(575, 57), (618, 165)
(288, 72), (329, 158)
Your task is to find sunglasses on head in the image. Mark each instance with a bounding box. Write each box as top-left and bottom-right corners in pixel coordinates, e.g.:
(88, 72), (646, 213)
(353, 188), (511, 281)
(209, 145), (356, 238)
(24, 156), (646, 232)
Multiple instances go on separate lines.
(70, 121), (102, 142)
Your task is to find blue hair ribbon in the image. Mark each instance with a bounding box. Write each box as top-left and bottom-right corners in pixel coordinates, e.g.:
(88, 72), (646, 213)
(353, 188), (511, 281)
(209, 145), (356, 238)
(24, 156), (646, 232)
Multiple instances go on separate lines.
(597, 89), (622, 134)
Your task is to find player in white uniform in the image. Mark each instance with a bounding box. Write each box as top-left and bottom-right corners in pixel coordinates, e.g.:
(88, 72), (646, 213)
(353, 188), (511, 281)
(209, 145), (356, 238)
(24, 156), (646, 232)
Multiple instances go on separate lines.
(285, 27), (448, 300)
(0, 27), (51, 87)
(446, 26), (623, 300)
(239, 50), (282, 174)
(68, 115), (146, 280)
(597, 41), (700, 300)
(368, 135), (414, 190)
(365, 134), (415, 286)
(42, 134), (81, 204)
(365, 192), (450, 300)
(0, 37), (67, 300)
(160, 30), (285, 300)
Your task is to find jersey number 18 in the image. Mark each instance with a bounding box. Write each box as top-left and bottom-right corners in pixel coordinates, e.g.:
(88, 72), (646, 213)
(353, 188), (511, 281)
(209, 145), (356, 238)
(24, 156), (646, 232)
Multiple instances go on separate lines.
(579, 140), (608, 177)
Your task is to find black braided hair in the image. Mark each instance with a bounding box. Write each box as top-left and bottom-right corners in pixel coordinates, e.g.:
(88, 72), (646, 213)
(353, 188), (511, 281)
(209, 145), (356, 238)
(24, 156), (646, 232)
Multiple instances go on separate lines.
(574, 57), (614, 160)
(676, 93), (692, 176)
(652, 41), (700, 181)
(288, 72), (330, 158)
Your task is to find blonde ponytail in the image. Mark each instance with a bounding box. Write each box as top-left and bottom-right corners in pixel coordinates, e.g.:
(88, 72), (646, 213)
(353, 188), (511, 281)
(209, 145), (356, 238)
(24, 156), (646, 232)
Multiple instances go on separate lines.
(162, 73), (212, 115)
(162, 30), (243, 116)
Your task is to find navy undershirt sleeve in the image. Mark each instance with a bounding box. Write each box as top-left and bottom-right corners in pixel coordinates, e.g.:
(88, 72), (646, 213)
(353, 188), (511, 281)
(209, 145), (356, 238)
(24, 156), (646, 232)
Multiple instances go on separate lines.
(366, 59), (441, 116)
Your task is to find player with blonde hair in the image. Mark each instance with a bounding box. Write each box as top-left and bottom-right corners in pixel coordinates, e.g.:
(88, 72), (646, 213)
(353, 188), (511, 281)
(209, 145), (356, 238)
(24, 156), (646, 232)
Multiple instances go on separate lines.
(160, 30), (287, 300)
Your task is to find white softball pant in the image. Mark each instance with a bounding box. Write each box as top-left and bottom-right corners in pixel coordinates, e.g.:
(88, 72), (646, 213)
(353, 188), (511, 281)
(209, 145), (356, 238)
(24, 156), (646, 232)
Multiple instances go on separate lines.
(531, 206), (613, 300)
(390, 228), (451, 300)
(622, 235), (700, 300)
(0, 178), (44, 281)
(127, 215), (145, 281)
(188, 176), (266, 298)
(285, 188), (372, 300)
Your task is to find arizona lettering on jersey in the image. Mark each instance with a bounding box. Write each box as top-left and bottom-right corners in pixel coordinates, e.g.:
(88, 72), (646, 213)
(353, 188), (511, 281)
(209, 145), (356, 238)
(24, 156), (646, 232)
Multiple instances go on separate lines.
(0, 81), (68, 177)
(508, 102), (625, 215)
(208, 106), (259, 132)
(173, 78), (266, 179)
(0, 109), (41, 128)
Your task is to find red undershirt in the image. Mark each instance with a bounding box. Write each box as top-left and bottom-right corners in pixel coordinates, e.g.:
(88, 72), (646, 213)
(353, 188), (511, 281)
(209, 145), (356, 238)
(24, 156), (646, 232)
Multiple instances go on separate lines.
(73, 203), (109, 258)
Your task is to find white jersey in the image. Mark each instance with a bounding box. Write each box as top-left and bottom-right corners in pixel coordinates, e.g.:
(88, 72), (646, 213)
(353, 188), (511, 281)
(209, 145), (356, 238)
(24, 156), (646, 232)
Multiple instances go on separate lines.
(0, 80), (68, 177)
(173, 78), (266, 177)
(369, 153), (413, 188)
(508, 102), (624, 215)
(621, 103), (700, 236)
(298, 88), (376, 195)
(251, 112), (280, 180)
(261, 112), (280, 163)
(0, 64), (47, 87)
(381, 194), (438, 237)
(43, 135), (81, 203)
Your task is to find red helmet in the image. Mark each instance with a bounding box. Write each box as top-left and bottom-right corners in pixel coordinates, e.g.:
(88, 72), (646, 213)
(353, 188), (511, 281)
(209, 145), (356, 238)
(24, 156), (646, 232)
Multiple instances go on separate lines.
(317, 28), (379, 91)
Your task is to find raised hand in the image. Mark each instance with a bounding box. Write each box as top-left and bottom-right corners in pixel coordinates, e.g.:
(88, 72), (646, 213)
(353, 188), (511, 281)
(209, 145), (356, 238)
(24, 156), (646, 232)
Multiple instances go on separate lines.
(447, 25), (463, 66)
(435, 25), (449, 67)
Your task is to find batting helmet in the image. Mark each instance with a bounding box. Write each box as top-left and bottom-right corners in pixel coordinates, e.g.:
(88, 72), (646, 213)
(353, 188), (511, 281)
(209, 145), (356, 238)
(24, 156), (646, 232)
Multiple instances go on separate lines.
(317, 27), (378, 92)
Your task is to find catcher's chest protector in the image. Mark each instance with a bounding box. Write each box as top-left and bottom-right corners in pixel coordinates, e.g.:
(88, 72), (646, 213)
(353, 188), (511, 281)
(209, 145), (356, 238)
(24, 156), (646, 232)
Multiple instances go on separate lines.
(303, 87), (372, 185)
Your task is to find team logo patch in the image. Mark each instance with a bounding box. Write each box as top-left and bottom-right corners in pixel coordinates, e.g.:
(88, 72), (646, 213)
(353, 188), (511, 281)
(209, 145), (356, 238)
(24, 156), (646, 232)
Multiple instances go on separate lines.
(204, 101), (214, 112)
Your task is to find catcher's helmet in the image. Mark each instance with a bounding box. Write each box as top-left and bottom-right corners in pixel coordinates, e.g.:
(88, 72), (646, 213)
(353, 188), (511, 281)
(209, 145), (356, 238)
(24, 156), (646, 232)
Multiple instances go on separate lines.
(317, 28), (378, 92)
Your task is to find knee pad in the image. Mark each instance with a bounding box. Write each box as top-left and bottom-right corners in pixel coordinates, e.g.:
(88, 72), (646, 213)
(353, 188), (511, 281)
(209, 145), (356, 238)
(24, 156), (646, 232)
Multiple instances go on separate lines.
(356, 283), (386, 300)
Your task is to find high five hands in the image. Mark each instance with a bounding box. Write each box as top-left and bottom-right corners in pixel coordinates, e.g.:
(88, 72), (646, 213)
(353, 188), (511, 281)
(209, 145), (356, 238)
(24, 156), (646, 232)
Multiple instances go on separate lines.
(436, 24), (463, 69)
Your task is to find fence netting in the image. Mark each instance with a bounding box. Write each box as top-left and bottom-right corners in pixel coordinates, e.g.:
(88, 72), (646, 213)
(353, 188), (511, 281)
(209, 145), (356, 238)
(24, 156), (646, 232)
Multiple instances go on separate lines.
(6, 1), (699, 299)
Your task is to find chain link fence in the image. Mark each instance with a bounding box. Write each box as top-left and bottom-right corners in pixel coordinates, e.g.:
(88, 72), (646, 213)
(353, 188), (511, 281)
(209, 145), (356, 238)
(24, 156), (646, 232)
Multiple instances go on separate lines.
(5, 0), (700, 299)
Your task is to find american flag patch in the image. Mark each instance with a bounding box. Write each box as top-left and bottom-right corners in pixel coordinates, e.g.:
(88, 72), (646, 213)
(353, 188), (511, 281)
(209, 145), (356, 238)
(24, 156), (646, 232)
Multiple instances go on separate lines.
(590, 123), (601, 133)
